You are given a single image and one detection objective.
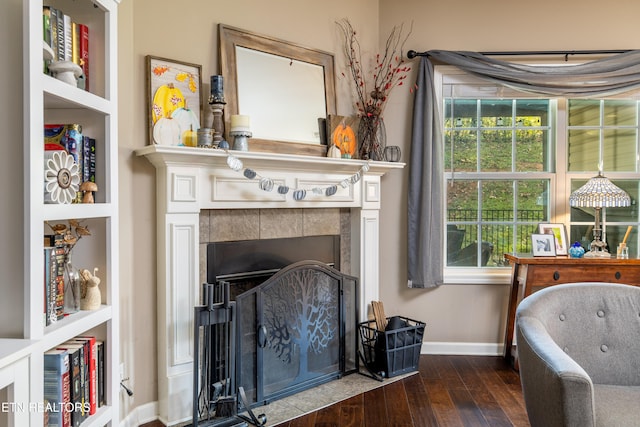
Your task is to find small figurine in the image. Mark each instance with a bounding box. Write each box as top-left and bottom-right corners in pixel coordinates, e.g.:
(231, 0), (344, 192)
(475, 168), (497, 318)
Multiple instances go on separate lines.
(80, 181), (98, 203)
(80, 267), (101, 310)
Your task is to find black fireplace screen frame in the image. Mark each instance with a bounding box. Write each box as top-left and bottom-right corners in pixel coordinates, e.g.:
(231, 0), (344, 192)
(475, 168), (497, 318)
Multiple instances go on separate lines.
(232, 260), (359, 408)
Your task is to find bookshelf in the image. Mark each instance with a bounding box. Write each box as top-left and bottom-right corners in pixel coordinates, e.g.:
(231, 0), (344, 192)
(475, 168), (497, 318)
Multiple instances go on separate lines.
(8, 0), (120, 425)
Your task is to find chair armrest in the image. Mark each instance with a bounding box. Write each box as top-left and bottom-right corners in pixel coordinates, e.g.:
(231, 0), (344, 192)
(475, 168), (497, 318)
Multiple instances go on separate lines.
(517, 316), (596, 427)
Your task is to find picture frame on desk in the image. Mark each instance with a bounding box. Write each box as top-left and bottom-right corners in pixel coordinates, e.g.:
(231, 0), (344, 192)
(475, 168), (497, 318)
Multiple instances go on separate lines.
(531, 233), (556, 256)
(538, 223), (568, 255)
(145, 55), (202, 146)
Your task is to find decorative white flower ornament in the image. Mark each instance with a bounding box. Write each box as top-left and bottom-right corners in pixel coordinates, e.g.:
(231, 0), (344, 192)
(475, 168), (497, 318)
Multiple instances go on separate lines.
(45, 151), (80, 204)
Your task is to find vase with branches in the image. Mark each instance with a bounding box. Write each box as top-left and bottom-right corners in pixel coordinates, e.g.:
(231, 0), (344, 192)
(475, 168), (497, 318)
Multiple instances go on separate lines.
(336, 18), (412, 160)
(46, 219), (91, 313)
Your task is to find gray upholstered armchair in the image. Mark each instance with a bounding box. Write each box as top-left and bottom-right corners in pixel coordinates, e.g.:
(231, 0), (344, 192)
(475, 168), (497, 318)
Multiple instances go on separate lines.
(516, 282), (640, 427)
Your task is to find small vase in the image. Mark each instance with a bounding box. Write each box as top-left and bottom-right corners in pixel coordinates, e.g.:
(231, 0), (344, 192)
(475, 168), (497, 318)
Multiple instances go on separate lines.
(569, 242), (585, 259)
(357, 115), (386, 160)
(64, 260), (81, 313)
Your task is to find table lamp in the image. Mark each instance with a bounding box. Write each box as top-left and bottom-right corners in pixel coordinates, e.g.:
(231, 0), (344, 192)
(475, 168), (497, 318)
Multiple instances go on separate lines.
(569, 172), (631, 257)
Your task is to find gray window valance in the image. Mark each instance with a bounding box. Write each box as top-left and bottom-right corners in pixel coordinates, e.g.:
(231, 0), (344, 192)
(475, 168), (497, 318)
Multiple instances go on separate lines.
(408, 50), (640, 288)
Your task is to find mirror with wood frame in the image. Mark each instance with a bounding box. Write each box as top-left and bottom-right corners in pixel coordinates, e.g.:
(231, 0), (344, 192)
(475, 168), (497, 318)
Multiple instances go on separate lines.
(218, 24), (336, 156)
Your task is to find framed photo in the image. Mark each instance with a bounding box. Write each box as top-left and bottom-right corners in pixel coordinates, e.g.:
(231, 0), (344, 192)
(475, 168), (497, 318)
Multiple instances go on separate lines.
(146, 55), (202, 146)
(531, 234), (557, 257)
(538, 223), (568, 255)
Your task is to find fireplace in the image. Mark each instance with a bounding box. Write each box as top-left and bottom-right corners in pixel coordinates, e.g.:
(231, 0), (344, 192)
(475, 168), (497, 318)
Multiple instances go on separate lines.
(204, 236), (357, 407)
(137, 145), (402, 425)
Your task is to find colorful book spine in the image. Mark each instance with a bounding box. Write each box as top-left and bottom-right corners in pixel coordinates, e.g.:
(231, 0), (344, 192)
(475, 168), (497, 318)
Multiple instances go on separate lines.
(53, 246), (66, 321)
(44, 247), (56, 326)
(63, 13), (72, 62)
(44, 349), (71, 427)
(49, 7), (59, 62)
(96, 340), (104, 407)
(78, 23), (89, 91)
(56, 344), (84, 427)
(55, 8), (65, 64)
(75, 336), (97, 415)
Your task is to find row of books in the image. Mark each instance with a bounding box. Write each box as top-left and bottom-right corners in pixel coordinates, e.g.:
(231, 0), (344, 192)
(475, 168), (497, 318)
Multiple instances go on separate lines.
(44, 336), (105, 427)
(43, 5), (90, 90)
(44, 123), (96, 204)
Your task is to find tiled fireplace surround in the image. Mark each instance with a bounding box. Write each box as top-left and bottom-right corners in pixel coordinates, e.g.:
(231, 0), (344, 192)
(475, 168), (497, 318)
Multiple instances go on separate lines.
(137, 145), (402, 425)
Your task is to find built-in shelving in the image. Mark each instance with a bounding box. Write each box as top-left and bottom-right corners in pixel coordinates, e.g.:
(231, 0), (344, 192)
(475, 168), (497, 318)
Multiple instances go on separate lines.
(0, 0), (121, 425)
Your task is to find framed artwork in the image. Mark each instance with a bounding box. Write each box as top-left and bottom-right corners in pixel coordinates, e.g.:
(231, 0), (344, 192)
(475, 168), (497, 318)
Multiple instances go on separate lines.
(146, 55), (202, 146)
(531, 234), (556, 257)
(326, 114), (359, 159)
(538, 223), (568, 255)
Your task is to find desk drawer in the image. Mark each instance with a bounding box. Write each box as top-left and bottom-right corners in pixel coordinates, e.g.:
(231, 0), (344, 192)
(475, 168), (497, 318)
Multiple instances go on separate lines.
(528, 265), (640, 287)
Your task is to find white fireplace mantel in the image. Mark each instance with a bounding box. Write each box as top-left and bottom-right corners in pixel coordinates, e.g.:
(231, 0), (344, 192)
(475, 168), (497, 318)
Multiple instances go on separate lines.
(136, 145), (404, 425)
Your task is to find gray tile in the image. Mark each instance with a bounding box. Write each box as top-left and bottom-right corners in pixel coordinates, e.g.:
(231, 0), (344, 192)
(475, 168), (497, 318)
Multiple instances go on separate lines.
(210, 209), (260, 241)
(259, 209), (302, 239)
(303, 208), (341, 236)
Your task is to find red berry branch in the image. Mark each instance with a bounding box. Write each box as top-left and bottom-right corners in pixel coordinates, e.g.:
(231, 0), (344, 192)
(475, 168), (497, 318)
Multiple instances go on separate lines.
(336, 19), (412, 119)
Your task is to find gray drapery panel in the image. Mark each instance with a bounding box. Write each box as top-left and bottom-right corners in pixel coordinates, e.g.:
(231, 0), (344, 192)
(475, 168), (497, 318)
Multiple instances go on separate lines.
(408, 49), (640, 288)
(408, 57), (444, 288)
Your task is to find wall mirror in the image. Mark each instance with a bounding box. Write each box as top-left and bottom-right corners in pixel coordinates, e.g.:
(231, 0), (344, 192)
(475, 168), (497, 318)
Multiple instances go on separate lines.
(219, 24), (336, 156)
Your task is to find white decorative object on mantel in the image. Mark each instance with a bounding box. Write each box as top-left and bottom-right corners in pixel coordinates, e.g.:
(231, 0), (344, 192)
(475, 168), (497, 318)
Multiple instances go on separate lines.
(135, 144), (404, 425)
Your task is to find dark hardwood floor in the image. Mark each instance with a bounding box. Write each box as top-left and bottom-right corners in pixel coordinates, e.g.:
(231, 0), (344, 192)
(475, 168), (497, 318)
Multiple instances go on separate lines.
(141, 355), (530, 427)
(273, 355), (530, 427)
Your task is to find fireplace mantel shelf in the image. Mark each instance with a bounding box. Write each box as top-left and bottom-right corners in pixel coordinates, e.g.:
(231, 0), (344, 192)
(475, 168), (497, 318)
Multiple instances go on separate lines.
(136, 144), (405, 176)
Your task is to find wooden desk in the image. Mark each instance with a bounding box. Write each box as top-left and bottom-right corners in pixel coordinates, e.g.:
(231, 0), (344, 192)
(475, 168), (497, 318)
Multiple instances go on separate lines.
(503, 254), (640, 364)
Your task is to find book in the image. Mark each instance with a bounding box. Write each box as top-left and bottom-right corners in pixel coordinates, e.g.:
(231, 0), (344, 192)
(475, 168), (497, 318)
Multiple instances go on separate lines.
(71, 22), (79, 66)
(55, 8), (65, 65)
(44, 349), (71, 427)
(53, 245), (66, 321)
(74, 336), (97, 415)
(49, 7), (59, 62)
(63, 13), (72, 62)
(96, 340), (104, 407)
(78, 23), (89, 91)
(56, 344), (85, 427)
(44, 246), (57, 326)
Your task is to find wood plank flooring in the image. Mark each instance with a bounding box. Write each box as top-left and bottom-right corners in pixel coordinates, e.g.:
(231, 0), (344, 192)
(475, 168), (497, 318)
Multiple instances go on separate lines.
(141, 355), (530, 427)
(272, 355), (530, 427)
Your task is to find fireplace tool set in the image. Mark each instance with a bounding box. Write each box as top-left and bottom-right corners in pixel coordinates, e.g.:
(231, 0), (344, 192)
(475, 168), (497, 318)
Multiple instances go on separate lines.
(189, 282), (266, 427)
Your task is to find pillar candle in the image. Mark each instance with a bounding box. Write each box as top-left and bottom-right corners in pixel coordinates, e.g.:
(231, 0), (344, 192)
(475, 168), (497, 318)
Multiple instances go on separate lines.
(210, 75), (223, 97)
(230, 114), (250, 131)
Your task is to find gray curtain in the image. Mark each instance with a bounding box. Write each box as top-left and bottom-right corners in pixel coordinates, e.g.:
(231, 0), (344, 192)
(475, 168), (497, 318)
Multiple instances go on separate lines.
(408, 49), (640, 288)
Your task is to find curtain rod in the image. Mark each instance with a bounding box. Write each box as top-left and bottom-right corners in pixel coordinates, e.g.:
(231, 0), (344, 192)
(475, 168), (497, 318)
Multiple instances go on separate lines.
(406, 49), (633, 60)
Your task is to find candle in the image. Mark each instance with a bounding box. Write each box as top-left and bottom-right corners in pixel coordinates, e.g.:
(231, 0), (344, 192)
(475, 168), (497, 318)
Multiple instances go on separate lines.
(210, 75), (223, 97)
(230, 114), (250, 131)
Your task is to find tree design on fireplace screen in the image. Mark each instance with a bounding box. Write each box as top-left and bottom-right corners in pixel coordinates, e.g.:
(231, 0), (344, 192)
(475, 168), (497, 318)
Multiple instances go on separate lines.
(234, 261), (359, 407)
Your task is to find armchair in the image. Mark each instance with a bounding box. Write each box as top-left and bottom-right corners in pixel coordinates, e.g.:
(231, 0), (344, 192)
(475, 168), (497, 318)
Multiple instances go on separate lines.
(516, 282), (640, 427)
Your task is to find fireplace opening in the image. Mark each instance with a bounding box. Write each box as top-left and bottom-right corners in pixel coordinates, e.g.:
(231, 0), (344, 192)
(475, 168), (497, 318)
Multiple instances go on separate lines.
(201, 235), (358, 413)
(207, 235), (341, 300)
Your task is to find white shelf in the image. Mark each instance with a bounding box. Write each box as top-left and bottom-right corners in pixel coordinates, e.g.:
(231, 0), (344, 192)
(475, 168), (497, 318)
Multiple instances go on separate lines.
(18, 0), (120, 425)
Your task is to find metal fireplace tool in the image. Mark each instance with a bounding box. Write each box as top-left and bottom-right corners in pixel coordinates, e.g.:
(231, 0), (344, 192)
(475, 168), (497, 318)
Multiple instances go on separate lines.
(189, 282), (266, 427)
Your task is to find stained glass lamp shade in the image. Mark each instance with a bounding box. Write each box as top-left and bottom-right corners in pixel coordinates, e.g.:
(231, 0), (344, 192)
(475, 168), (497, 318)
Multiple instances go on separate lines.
(569, 173), (631, 256)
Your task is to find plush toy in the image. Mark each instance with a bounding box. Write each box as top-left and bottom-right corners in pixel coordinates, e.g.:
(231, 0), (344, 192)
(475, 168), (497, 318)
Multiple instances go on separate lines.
(80, 267), (101, 310)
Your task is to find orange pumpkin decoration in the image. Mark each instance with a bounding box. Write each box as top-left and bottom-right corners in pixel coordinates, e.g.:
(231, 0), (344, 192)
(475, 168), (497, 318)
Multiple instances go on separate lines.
(331, 121), (357, 159)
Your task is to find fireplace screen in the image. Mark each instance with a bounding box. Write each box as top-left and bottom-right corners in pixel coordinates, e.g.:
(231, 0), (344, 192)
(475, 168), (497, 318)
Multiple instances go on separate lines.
(233, 261), (359, 407)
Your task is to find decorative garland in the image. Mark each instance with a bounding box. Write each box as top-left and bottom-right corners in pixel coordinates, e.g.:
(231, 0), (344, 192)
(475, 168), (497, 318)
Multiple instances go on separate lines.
(224, 151), (371, 201)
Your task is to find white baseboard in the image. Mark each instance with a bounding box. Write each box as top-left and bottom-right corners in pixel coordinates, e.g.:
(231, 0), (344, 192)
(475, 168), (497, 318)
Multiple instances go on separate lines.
(421, 341), (505, 356)
(120, 401), (159, 427)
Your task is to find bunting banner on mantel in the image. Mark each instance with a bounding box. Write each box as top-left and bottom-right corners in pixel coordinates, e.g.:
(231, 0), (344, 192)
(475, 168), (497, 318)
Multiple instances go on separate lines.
(223, 150), (371, 200)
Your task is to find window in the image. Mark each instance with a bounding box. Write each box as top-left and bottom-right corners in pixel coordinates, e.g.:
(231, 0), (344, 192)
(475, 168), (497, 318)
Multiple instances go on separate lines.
(437, 67), (640, 278)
